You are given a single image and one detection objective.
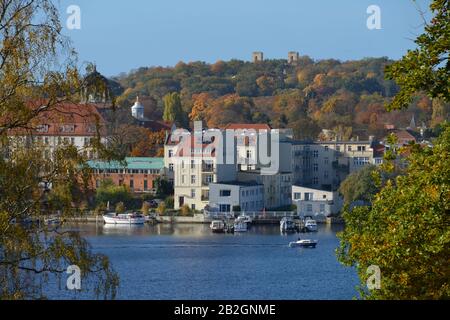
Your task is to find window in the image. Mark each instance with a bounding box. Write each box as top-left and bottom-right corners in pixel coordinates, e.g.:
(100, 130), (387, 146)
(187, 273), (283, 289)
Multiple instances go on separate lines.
(348, 146), (352, 151)
(304, 192), (313, 200)
(168, 150), (173, 158)
(130, 179), (134, 189)
(191, 175), (196, 184)
(219, 204), (231, 212)
(191, 204), (196, 210)
(294, 192), (301, 200)
(169, 163), (174, 172)
(313, 177), (319, 185)
(336, 145), (341, 152)
(324, 157), (329, 165)
(70, 137), (75, 145)
(191, 189), (196, 198)
(205, 175), (213, 183)
(357, 146), (366, 152)
(181, 175), (185, 184)
(59, 124), (75, 133)
(307, 204), (313, 212)
(181, 160), (185, 169)
(144, 180), (148, 191)
(325, 146), (329, 151)
(36, 124), (49, 133)
(220, 190), (231, 197)
(313, 163), (318, 171)
(324, 171), (329, 179)
(191, 160), (195, 169)
(320, 204), (325, 212)
(313, 150), (319, 158)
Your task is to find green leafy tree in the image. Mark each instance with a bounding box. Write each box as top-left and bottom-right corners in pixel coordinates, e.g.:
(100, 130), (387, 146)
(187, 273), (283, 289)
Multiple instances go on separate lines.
(337, 125), (450, 299)
(163, 92), (187, 127)
(0, 0), (118, 299)
(338, 165), (380, 205)
(385, 0), (449, 110)
(96, 179), (131, 206)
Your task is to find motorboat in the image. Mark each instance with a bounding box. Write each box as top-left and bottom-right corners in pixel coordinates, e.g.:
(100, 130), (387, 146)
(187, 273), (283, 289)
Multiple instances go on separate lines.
(210, 220), (225, 233)
(103, 212), (146, 225)
(233, 221), (248, 232)
(235, 214), (253, 224)
(44, 216), (61, 225)
(289, 239), (318, 248)
(304, 218), (318, 232)
(280, 217), (296, 232)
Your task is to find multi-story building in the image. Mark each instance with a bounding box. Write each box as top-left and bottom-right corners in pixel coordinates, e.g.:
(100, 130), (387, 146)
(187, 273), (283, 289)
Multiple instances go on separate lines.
(88, 157), (165, 193)
(290, 139), (377, 191)
(237, 170), (293, 209)
(292, 185), (343, 220)
(7, 102), (107, 159)
(168, 130), (237, 211)
(208, 181), (264, 213)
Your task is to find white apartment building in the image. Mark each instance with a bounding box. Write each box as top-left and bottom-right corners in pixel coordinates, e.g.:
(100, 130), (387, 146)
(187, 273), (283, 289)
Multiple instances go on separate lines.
(290, 140), (376, 190)
(168, 130), (237, 211)
(237, 170), (293, 209)
(292, 185), (343, 221)
(208, 181), (264, 213)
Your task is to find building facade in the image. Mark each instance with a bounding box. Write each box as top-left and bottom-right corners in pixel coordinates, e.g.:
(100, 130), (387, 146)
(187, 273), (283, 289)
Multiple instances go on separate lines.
(292, 185), (343, 220)
(88, 157), (165, 193)
(208, 181), (264, 213)
(7, 102), (108, 160)
(290, 140), (376, 191)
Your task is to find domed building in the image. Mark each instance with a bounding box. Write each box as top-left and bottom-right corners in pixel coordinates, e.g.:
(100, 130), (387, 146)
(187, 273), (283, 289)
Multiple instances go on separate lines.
(131, 96), (144, 120)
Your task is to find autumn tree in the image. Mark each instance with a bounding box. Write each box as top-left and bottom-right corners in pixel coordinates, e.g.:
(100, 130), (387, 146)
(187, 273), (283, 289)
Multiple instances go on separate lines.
(385, 0), (449, 110)
(338, 0), (450, 299)
(338, 125), (450, 299)
(0, 0), (118, 299)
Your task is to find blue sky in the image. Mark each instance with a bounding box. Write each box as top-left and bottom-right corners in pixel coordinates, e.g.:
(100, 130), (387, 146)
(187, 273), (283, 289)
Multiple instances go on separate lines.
(58, 0), (432, 77)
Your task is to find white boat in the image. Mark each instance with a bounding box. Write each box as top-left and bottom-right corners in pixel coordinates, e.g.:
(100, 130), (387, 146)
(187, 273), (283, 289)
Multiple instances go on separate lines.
(44, 216), (61, 225)
(289, 239), (318, 248)
(236, 215), (252, 224)
(102, 213), (146, 225)
(304, 219), (318, 232)
(233, 221), (248, 232)
(280, 217), (296, 232)
(210, 220), (225, 233)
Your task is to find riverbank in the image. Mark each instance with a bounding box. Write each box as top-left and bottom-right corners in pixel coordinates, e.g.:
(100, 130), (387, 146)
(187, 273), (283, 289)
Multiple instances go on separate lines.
(67, 214), (345, 225)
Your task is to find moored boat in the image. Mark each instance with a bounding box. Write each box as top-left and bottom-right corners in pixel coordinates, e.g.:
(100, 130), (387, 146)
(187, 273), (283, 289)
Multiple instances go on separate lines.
(280, 217), (296, 232)
(103, 212), (146, 225)
(304, 218), (318, 232)
(210, 220), (225, 233)
(233, 221), (248, 232)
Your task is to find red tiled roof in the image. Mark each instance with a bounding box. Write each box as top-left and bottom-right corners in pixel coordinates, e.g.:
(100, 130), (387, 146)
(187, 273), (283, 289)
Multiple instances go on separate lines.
(7, 101), (107, 137)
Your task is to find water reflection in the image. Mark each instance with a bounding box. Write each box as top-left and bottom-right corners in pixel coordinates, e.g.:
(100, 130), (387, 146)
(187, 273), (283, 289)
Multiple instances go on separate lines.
(67, 222), (344, 238)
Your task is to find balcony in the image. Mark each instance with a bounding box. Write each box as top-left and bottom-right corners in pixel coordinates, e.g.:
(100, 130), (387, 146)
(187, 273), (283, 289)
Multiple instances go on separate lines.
(332, 161), (349, 173)
(202, 165), (215, 173)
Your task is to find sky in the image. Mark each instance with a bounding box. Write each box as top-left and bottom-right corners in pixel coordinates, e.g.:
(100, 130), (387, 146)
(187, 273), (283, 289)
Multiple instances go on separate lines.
(58, 0), (432, 77)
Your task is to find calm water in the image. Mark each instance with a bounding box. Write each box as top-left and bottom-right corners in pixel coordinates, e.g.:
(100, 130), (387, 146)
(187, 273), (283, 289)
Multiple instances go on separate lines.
(46, 223), (359, 300)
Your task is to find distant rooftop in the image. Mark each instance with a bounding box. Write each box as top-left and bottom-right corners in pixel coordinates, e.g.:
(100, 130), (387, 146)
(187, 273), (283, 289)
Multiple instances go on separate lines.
(88, 157), (164, 170)
(210, 181), (263, 187)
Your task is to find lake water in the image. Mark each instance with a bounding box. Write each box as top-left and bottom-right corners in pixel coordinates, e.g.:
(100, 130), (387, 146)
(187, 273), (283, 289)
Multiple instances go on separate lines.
(46, 223), (360, 300)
